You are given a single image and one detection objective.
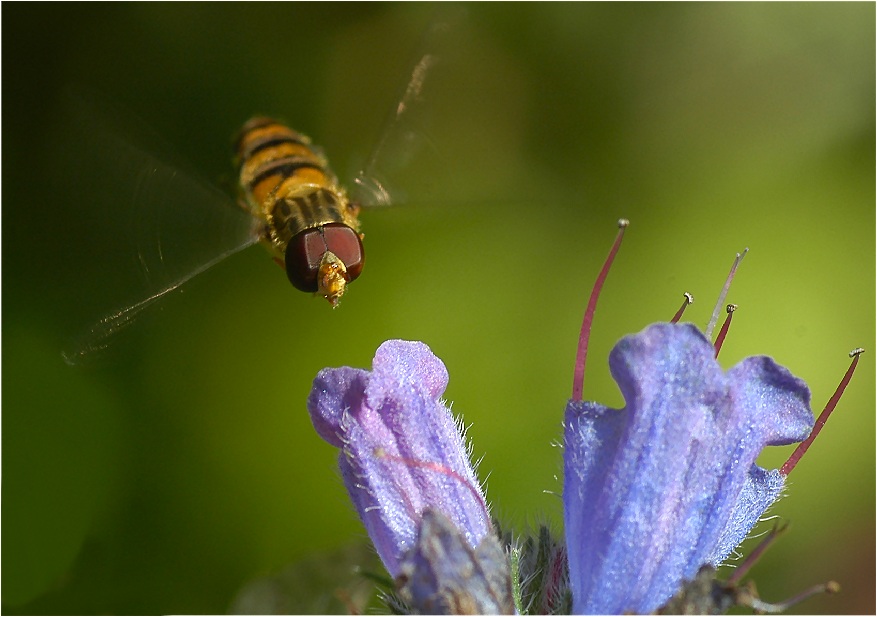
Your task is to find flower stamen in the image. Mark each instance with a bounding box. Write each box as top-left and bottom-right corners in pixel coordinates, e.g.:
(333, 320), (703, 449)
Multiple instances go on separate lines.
(705, 248), (748, 339)
(670, 292), (694, 323)
(741, 580), (840, 614)
(572, 218), (628, 401)
(713, 304), (737, 358)
(725, 521), (788, 586)
(717, 522), (839, 614)
(779, 348), (864, 476)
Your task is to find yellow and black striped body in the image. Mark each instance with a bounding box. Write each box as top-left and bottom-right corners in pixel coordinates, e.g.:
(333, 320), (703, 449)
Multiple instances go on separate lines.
(234, 117), (364, 306)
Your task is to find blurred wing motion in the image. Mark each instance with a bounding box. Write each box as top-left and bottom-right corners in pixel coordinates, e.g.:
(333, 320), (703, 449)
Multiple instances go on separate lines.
(343, 9), (528, 210)
(55, 92), (261, 365)
(57, 11), (522, 364)
(350, 14), (461, 208)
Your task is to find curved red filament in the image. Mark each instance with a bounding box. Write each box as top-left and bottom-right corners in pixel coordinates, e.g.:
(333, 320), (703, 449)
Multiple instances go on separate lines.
(572, 219), (628, 402)
(713, 304), (737, 358)
(780, 348), (864, 476)
(670, 292), (694, 324)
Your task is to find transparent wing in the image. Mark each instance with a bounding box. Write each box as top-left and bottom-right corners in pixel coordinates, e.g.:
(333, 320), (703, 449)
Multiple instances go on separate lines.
(349, 14), (456, 207)
(346, 10), (527, 210)
(54, 91), (261, 365)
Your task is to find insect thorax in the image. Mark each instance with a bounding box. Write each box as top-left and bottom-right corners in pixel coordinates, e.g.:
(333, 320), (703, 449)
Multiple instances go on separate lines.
(263, 184), (360, 258)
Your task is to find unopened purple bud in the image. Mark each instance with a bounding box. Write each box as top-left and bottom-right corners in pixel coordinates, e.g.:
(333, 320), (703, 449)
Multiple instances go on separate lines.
(307, 340), (491, 578)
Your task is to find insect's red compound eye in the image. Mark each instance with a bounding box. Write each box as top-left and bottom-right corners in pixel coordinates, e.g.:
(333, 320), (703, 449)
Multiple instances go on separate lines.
(285, 223), (364, 293)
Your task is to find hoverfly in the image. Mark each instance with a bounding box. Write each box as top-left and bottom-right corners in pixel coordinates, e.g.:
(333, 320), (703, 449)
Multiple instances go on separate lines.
(234, 117), (365, 307)
(59, 14), (476, 365)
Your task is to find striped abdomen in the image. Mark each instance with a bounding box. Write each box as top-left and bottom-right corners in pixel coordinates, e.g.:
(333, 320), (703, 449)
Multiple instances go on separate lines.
(234, 117), (364, 306)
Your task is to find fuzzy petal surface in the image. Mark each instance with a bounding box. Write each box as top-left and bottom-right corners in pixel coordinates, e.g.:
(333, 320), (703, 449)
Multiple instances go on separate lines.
(563, 323), (812, 614)
(308, 340), (490, 578)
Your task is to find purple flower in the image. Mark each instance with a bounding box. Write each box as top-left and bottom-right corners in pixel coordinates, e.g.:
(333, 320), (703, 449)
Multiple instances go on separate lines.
(563, 322), (813, 614)
(560, 221), (858, 614)
(306, 221), (860, 614)
(307, 340), (492, 580)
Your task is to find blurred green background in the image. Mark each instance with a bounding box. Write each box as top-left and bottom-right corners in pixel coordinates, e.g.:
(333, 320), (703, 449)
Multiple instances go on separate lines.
(3, 3), (874, 614)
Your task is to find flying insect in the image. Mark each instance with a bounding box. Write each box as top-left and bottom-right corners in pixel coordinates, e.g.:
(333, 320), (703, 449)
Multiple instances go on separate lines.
(235, 117), (364, 307)
(59, 18), (456, 365)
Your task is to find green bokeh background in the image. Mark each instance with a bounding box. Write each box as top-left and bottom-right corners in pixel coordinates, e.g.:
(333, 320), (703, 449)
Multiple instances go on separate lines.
(3, 3), (874, 614)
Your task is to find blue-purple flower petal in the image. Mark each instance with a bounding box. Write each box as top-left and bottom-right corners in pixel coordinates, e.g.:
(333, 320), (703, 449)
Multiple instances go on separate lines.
(307, 340), (491, 578)
(563, 323), (813, 614)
